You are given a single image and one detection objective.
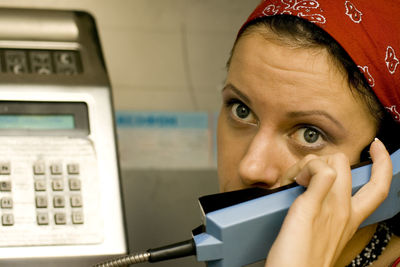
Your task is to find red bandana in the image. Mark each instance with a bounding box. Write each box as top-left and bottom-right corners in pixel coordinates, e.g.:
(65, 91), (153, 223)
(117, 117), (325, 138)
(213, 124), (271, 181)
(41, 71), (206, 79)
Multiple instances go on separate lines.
(241, 0), (400, 122)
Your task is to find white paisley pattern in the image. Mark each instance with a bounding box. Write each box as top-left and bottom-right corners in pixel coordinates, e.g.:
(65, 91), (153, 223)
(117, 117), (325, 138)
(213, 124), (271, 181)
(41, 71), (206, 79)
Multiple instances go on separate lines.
(262, 0), (326, 24)
(344, 1), (363, 23)
(385, 105), (400, 122)
(386, 46), (399, 75)
(357, 65), (375, 87)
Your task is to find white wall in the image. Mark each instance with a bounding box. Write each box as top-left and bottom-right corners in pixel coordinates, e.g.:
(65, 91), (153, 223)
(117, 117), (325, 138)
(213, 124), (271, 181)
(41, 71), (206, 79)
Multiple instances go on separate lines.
(0, 0), (259, 112)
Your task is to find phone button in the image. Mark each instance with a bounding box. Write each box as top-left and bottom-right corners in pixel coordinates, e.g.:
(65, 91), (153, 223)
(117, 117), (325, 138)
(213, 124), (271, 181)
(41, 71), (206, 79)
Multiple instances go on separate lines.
(53, 196), (65, 208)
(1, 197), (12, 209)
(33, 162), (45, 175)
(37, 213), (49, 225)
(35, 196), (47, 208)
(72, 211), (84, 224)
(34, 180), (47, 191)
(70, 195), (82, 207)
(68, 178), (81, 191)
(52, 179), (64, 191)
(2, 214), (14, 226)
(54, 213), (66, 225)
(0, 163), (10, 175)
(0, 181), (11, 191)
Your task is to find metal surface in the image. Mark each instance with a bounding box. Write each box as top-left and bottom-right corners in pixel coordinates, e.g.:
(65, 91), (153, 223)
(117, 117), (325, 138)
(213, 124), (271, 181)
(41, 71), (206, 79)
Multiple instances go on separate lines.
(0, 8), (126, 267)
(0, 86), (126, 266)
(194, 150), (400, 267)
(0, 9), (108, 86)
(0, 9), (78, 41)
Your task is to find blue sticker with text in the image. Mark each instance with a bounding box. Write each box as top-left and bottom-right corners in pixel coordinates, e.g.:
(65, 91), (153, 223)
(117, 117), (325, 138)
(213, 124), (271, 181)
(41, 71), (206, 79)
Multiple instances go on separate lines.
(116, 111), (208, 129)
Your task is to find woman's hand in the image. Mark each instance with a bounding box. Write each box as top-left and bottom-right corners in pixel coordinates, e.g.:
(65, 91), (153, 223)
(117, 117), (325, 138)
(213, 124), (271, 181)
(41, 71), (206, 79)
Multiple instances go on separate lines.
(265, 138), (393, 267)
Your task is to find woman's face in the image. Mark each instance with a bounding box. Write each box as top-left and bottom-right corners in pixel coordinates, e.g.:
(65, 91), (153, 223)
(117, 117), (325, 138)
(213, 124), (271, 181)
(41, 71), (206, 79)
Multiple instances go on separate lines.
(217, 30), (377, 192)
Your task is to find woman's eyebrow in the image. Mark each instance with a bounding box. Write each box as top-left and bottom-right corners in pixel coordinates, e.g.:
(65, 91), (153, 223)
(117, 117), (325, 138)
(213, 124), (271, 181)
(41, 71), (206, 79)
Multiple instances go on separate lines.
(222, 83), (252, 105)
(287, 110), (345, 131)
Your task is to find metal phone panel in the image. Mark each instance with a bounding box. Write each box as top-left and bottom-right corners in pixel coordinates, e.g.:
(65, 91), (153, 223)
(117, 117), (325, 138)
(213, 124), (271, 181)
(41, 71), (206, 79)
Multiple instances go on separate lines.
(0, 86), (127, 266)
(0, 7), (127, 267)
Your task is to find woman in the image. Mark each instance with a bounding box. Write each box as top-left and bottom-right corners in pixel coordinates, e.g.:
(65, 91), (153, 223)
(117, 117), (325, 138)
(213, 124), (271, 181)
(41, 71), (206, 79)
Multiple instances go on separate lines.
(217, 0), (400, 266)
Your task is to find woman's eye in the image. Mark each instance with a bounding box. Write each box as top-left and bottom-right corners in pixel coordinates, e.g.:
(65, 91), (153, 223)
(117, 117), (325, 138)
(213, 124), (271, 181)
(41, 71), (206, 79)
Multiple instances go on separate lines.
(230, 102), (257, 125)
(291, 127), (326, 148)
(303, 128), (319, 143)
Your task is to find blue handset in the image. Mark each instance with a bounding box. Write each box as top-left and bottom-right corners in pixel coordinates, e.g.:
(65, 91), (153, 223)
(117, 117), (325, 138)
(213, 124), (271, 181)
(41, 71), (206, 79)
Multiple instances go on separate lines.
(194, 149), (400, 267)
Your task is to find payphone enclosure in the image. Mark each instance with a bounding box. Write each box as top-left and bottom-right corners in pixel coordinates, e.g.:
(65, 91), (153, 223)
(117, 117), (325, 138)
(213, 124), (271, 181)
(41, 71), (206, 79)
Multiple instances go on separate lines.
(0, 8), (127, 266)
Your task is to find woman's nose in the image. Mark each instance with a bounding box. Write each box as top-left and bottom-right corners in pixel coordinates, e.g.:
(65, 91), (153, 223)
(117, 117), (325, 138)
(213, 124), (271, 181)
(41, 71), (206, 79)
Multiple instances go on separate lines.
(238, 131), (284, 189)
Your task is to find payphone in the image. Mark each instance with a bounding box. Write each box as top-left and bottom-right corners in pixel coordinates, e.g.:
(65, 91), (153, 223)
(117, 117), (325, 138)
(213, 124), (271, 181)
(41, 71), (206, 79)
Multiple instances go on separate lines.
(0, 8), (127, 266)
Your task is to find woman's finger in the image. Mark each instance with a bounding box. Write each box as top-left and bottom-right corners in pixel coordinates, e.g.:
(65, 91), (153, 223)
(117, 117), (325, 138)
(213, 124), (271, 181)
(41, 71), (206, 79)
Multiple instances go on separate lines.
(351, 138), (393, 224)
(325, 153), (352, 206)
(295, 158), (337, 204)
(280, 154), (318, 186)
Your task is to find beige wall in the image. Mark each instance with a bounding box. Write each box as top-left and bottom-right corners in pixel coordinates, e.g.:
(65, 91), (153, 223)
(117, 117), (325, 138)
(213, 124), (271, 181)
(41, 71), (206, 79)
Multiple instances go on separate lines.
(0, 0), (259, 111)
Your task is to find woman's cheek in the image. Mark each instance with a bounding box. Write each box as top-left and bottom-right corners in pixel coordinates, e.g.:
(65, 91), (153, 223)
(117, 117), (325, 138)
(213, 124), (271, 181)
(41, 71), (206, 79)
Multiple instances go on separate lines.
(217, 136), (241, 192)
(217, 119), (250, 192)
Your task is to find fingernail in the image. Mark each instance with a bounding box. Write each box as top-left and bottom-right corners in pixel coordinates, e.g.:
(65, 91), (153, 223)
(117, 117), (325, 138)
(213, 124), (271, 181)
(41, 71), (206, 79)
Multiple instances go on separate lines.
(373, 137), (381, 146)
(373, 137), (386, 150)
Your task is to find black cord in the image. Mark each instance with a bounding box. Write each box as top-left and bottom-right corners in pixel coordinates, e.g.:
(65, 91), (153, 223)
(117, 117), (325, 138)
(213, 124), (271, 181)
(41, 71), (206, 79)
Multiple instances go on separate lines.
(148, 239), (196, 262)
(92, 239), (196, 267)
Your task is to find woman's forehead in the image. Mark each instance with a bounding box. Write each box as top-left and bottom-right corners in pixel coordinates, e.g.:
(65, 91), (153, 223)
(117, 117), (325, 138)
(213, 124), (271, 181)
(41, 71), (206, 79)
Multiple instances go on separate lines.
(225, 33), (375, 127)
(228, 33), (345, 97)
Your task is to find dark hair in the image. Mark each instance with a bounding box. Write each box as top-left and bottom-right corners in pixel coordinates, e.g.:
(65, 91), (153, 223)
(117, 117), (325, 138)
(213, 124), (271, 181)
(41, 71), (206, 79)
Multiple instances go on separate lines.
(229, 15), (400, 154)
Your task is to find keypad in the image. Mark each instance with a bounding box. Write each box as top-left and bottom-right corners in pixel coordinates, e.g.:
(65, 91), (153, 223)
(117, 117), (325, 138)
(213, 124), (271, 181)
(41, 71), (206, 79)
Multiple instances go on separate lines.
(31, 162), (84, 226)
(0, 161), (85, 227)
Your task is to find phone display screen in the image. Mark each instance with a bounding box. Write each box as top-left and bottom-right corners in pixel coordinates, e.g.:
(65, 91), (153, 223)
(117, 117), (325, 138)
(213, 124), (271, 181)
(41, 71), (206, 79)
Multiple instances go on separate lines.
(0, 114), (75, 130)
(0, 101), (89, 136)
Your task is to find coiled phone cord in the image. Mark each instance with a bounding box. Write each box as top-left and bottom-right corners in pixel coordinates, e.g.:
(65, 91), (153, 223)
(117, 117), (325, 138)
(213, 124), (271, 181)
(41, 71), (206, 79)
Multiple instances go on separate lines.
(92, 239), (196, 267)
(93, 252), (150, 266)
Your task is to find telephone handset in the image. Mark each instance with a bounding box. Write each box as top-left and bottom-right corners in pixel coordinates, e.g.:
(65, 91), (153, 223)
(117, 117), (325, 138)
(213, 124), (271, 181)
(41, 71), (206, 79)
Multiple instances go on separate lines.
(194, 149), (400, 267)
(197, 156), (372, 216)
(94, 148), (400, 267)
